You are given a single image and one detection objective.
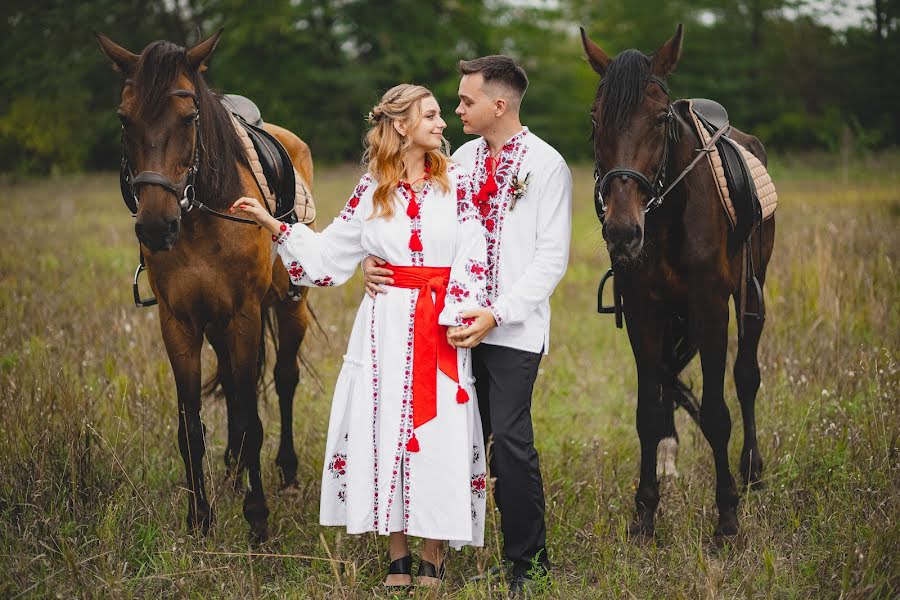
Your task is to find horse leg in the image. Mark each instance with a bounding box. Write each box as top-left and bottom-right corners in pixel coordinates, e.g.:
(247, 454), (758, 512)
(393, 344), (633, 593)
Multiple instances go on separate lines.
(692, 292), (740, 538)
(272, 296), (309, 489)
(657, 386), (680, 479)
(226, 307), (269, 542)
(161, 314), (212, 533)
(624, 305), (665, 539)
(734, 315), (764, 489)
(205, 327), (245, 491)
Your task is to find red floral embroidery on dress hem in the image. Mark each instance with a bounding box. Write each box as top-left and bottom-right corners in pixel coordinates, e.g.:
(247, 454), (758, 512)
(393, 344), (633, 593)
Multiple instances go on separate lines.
(471, 472), (487, 499)
(328, 452), (347, 478)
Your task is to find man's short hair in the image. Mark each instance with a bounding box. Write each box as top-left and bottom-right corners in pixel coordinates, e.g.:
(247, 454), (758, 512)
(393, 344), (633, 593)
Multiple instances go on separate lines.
(457, 55), (529, 103)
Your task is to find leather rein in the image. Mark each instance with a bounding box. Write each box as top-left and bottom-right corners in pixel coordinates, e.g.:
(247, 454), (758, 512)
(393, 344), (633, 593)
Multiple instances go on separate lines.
(119, 86), (256, 225)
(591, 76), (730, 221)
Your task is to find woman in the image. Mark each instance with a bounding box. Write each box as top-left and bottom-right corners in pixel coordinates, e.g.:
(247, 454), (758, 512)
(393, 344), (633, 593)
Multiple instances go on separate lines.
(231, 84), (488, 588)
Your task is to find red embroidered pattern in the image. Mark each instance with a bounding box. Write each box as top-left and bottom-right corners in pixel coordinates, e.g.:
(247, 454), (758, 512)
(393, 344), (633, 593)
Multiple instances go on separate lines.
(369, 303), (380, 530)
(398, 181), (428, 265)
(471, 130), (529, 304)
(382, 291), (417, 533)
(340, 174), (372, 221)
(328, 452), (347, 478)
(471, 472), (487, 499)
(454, 165), (479, 224)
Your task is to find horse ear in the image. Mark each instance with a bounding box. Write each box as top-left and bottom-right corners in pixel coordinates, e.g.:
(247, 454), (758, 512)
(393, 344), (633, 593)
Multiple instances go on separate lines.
(580, 27), (611, 76)
(95, 32), (139, 76)
(651, 24), (684, 77)
(187, 28), (223, 72)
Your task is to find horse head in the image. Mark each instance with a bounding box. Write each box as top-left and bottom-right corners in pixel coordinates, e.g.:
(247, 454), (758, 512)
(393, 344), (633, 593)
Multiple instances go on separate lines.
(96, 30), (222, 251)
(581, 25), (683, 262)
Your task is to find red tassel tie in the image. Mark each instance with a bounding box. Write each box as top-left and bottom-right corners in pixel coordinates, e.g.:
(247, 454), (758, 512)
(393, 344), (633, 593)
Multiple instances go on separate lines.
(406, 433), (420, 452)
(409, 231), (423, 252)
(406, 197), (419, 219)
(456, 385), (469, 404)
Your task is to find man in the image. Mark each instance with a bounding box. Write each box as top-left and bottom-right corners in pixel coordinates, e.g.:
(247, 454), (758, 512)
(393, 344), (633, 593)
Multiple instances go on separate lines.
(364, 56), (571, 595)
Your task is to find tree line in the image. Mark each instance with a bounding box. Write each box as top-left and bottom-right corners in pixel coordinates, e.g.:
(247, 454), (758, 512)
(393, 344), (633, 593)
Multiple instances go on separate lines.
(1, 0), (897, 174)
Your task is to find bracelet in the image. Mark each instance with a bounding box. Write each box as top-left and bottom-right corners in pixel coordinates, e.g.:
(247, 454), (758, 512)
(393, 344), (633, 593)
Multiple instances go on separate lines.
(271, 222), (289, 244)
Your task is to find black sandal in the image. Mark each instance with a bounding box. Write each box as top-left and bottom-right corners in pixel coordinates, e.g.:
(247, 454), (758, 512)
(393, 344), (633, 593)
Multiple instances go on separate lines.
(384, 555), (412, 589)
(415, 556), (446, 586)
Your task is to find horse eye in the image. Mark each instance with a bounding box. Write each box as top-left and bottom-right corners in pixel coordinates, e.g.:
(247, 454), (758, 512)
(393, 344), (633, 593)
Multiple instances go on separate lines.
(118, 113), (130, 127)
(182, 113), (198, 126)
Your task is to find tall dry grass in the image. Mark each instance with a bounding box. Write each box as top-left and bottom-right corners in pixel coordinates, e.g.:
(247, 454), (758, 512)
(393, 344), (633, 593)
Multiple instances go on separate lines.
(0, 155), (897, 598)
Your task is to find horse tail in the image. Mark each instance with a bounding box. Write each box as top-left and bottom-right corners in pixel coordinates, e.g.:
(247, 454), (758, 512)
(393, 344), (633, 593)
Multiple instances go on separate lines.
(661, 314), (701, 423)
(200, 304), (275, 398)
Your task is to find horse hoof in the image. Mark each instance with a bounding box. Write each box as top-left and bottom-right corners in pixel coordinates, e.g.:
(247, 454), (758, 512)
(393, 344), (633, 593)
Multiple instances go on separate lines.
(627, 521), (654, 544)
(279, 481), (303, 498)
(187, 506), (214, 535)
(249, 523), (269, 546)
(714, 517), (739, 540)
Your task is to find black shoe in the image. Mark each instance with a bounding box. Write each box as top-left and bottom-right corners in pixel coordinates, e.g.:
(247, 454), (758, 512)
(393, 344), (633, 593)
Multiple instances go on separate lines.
(508, 574), (536, 598)
(383, 555), (412, 589)
(415, 556), (445, 587)
(468, 564), (503, 582)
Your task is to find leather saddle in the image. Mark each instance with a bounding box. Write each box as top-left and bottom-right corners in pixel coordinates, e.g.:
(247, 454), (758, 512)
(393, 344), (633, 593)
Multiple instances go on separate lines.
(677, 98), (762, 253)
(220, 94), (298, 224)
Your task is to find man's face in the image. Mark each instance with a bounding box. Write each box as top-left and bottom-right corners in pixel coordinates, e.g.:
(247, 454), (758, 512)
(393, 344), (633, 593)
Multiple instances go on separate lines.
(456, 73), (496, 136)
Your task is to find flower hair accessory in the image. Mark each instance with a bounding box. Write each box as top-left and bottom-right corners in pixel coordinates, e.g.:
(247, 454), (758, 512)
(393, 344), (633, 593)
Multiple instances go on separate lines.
(365, 111), (376, 124)
(509, 171), (531, 210)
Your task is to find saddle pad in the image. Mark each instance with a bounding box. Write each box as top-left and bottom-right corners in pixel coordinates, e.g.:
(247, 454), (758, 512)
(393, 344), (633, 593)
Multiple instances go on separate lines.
(231, 114), (317, 225)
(685, 100), (776, 226)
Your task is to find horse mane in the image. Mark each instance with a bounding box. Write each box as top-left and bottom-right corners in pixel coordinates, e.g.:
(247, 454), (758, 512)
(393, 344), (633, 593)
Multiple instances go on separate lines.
(133, 40), (249, 210)
(598, 49), (652, 135)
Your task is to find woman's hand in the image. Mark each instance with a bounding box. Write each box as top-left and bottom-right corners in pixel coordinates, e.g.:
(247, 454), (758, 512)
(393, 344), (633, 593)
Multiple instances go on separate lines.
(229, 196), (280, 234)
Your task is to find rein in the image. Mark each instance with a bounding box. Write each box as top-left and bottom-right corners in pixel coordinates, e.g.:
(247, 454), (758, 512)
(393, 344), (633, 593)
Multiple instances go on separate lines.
(119, 87), (257, 225)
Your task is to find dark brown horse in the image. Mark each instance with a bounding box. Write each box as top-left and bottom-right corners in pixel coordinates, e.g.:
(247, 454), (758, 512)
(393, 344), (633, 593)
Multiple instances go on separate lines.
(96, 30), (315, 542)
(580, 25), (775, 540)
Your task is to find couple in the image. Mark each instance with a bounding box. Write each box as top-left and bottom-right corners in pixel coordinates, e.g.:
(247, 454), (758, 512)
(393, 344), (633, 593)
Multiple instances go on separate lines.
(233, 56), (571, 594)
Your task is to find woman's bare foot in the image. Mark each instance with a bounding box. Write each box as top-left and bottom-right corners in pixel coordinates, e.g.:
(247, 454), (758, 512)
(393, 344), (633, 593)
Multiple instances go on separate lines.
(416, 539), (445, 588)
(384, 533), (411, 587)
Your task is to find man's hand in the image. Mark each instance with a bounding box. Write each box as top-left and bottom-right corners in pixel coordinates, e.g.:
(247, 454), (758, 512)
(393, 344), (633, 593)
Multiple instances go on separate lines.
(362, 255), (394, 298)
(447, 308), (497, 348)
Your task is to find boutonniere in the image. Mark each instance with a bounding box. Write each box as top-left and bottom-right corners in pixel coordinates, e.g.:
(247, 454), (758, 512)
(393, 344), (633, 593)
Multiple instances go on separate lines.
(508, 172), (531, 210)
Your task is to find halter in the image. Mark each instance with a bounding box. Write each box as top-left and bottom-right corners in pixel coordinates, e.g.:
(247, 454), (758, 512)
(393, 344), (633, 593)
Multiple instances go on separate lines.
(591, 75), (678, 221)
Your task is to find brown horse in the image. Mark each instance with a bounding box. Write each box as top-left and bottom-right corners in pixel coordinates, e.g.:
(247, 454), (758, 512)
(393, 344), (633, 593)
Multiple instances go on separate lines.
(96, 30), (314, 542)
(580, 25), (775, 540)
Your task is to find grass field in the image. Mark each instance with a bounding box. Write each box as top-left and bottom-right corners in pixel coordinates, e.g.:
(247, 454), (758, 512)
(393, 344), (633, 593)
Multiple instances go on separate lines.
(1, 153), (898, 599)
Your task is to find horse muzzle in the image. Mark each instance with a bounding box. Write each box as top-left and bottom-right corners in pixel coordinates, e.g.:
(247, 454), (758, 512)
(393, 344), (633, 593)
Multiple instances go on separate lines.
(135, 216), (180, 251)
(603, 221), (644, 261)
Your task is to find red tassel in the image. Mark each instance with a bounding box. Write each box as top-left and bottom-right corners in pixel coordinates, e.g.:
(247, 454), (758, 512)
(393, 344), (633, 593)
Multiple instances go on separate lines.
(406, 433), (420, 452)
(456, 385), (469, 404)
(406, 197), (419, 219)
(409, 232), (423, 252)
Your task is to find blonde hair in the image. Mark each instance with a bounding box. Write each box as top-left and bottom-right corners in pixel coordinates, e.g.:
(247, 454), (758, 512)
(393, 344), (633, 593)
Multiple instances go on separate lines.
(363, 84), (451, 219)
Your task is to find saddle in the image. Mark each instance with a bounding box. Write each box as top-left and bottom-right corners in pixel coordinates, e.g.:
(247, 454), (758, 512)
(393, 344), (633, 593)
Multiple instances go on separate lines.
(678, 98), (778, 337)
(677, 98), (777, 252)
(221, 94), (316, 226)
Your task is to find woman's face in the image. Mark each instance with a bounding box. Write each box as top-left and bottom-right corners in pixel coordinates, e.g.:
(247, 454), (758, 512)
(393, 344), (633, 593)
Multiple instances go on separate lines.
(406, 96), (446, 152)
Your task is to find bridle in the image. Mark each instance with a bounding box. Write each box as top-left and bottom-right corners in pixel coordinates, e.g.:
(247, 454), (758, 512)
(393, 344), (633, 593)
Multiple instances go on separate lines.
(119, 85), (257, 225)
(591, 75), (679, 221)
(119, 87), (200, 217)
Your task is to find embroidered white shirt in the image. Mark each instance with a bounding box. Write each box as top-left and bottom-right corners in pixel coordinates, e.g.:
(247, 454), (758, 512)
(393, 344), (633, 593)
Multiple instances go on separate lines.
(453, 127), (572, 354)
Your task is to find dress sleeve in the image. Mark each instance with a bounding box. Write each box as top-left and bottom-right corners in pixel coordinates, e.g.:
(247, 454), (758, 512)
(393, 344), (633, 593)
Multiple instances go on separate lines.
(439, 171), (489, 326)
(276, 175), (372, 287)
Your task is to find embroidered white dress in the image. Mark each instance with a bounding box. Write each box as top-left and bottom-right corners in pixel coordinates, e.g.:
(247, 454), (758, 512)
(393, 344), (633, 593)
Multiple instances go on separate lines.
(276, 164), (487, 548)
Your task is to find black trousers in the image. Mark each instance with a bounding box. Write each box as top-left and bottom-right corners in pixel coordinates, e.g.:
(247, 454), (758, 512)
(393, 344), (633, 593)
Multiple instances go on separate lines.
(472, 343), (549, 576)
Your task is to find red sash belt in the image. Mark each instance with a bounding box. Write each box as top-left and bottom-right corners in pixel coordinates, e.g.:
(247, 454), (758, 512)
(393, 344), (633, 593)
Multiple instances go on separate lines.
(386, 264), (469, 452)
